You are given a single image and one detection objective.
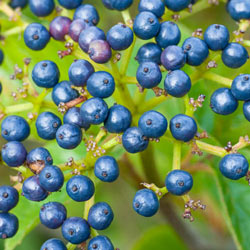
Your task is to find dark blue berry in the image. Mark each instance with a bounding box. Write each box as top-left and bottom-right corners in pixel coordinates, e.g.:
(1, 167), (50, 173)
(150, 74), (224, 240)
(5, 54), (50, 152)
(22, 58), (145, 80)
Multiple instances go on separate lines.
(138, 0), (165, 17)
(88, 202), (114, 230)
(49, 16), (71, 41)
(133, 11), (160, 40)
(58, 0), (82, 9)
(182, 37), (209, 66)
(243, 101), (250, 122)
(0, 213), (18, 239)
(122, 127), (149, 153)
(219, 154), (249, 180)
(165, 170), (193, 195)
(62, 217), (90, 244)
(27, 147), (53, 166)
(66, 175), (95, 202)
(0, 49), (3, 65)
(1, 115), (30, 141)
(1, 141), (27, 167)
(10, 0), (28, 8)
(102, 0), (133, 10)
(0, 82), (2, 94)
(170, 114), (197, 142)
(104, 104), (132, 133)
(136, 62), (162, 89)
(204, 24), (230, 51)
(29, 0), (55, 17)
(36, 112), (61, 140)
(132, 189), (159, 217)
(210, 88), (238, 115)
(222, 42), (248, 68)
(73, 4), (99, 25)
(107, 24), (134, 51)
(32, 60), (60, 88)
(227, 0), (250, 21)
(69, 19), (88, 42)
(88, 235), (114, 250)
(164, 70), (191, 97)
(41, 238), (67, 250)
(40, 202), (67, 229)
(164, 0), (191, 11)
(231, 74), (250, 101)
(0, 186), (19, 212)
(94, 156), (119, 182)
(161, 45), (186, 71)
(24, 23), (50, 50)
(156, 21), (181, 49)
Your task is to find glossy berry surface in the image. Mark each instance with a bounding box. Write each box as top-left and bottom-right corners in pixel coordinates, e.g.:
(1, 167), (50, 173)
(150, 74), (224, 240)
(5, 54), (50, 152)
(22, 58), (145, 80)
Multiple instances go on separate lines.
(102, 0), (133, 10)
(227, 0), (250, 21)
(138, 110), (168, 138)
(170, 114), (197, 142)
(1, 115), (30, 141)
(210, 88), (238, 115)
(138, 0), (165, 17)
(40, 238), (67, 250)
(122, 127), (149, 153)
(222, 43), (248, 68)
(133, 11), (160, 40)
(27, 147), (53, 166)
(68, 19), (88, 42)
(49, 16), (71, 41)
(94, 156), (119, 182)
(104, 104), (132, 133)
(156, 21), (181, 49)
(88, 202), (114, 230)
(204, 24), (230, 51)
(39, 202), (67, 229)
(136, 62), (162, 89)
(164, 0), (191, 11)
(0, 213), (18, 239)
(1, 141), (27, 167)
(231, 74), (250, 101)
(36, 112), (61, 140)
(62, 217), (90, 244)
(29, 0), (55, 17)
(165, 170), (193, 196)
(164, 70), (191, 97)
(88, 235), (114, 250)
(0, 186), (19, 212)
(32, 60), (60, 88)
(58, 0), (82, 9)
(133, 189), (159, 217)
(10, 0), (28, 8)
(87, 71), (115, 98)
(66, 175), (95, 202)
(243, 101), (250, 122)
(161, 45), (186, 71)
(80, 97), (108, 125)
(73, 4), (99, 25)
(39, 165), (64, 192)
(219, 154), (249, 180)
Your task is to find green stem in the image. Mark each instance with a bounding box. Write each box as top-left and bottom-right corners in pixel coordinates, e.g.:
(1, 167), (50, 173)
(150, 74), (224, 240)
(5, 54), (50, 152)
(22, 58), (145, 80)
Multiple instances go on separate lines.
(120, 76), (138, 84)
(4, 102), (34, 113)
(138, 95), (168, 114)
(195, 140), (227, 157)
(102, 136), (121, 151)
(203, 71), (232, 87)
(121, 9), (132, 25)
(172, 141), (182, 170)
(184, 95), (194, 117)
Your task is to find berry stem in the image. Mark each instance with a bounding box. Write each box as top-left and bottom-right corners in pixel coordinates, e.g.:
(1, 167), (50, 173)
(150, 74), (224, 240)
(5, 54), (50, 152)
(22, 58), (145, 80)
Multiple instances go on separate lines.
(138, 95), (168, 114)
(184, 95), (194, 117)
(101, 136), (121, 151)
(120, 76), (138, 84)
(172, 141), (182, 170)
(4, 102), (34, 114)
(203, 71), (232, 87)
(121, 9), (132, 26)
(195, 140), (227, 157)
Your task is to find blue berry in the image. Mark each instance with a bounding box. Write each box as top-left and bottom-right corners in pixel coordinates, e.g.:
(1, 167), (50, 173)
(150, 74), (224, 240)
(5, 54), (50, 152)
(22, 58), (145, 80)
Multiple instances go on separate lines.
(73, 4), (99, 25)
(231, 74), (250, 101)
(0, 186), (19, 212)
(243, 101), (250, 122)
(49, 16), (71, 41)
(138, 0), (165, 17)
(219, 154), (249, 180)
(164, 0), (191, 11)
(68, 59), (95, 87)
(40, 202), (67, 229)
(133, 189), (159, 217)
(227, 0), (250, 21)
(0, 213), (18, 239)
(88, 235), (114, 250)
(210, 88), (238, 115)
(133, 11), (160, 40)
(107, 24), (134, 51)
(22, 176), (48, 202)
(62, 217), (90, 244)
(24, 23), (50, 50)
(56, 124), (82, 149)
(138, 110), (168, 138)
(10, 0), (28, 8)
(136, 42), (162, 65)
(66, 175), (95, 202)
(204, 24), (230, 51)
(1, 115), (30, 141)
(102, 0), (133, 10)
(87, 71), (115, 98)
(29, 0), (55, 17)
(41, 238), (67, 250)
(0, 82), (2, 94)
(79, 26), (106, 53)
(164, 70), (191, 97)
(161, 45), (186, 71)
(94, 156), (119, 182)
(32, 60), (60, 88)
(1, 141), (27, 167)
(170, 114), (197, 142)
(69, 19), (88, 42)
(27, 147), (53, 166)
(80, 97), (108, 125)
(136, 62), (162, 89)
(58, 0), (82, 9)
(88, 202), (114, 230)
(222, 42), (248, 68)
(0, 49), (3, 65)
(104, 104), (132, 133)
(63, 107), (90, 130)
(122, 127), (149, 153)
(156, 21), (181, 49)
(182, 37), (209, 66)
(39, 165), (64, 192)
(165, 170), (193, 195)
(52, 81), (79, 106)
(36, 112), (61, 140)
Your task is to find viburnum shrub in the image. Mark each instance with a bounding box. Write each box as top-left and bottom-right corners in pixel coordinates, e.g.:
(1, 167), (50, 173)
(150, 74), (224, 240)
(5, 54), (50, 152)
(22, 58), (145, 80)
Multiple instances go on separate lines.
(1, 0), (250, 249)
